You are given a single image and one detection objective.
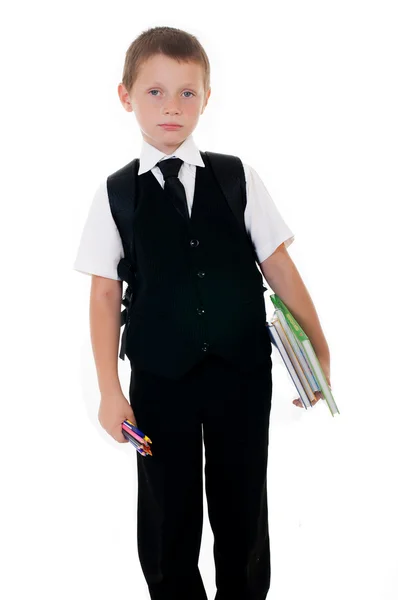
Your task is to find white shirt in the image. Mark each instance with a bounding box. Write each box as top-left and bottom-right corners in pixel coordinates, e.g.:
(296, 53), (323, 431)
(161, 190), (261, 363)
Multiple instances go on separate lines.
(73, 134), (295, 280)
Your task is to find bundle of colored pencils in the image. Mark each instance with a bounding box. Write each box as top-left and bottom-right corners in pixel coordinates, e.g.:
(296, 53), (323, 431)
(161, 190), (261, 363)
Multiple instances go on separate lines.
(122, 419), (153, 456)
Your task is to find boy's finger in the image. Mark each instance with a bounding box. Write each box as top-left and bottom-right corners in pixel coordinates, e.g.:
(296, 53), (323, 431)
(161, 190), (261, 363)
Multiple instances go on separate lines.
(293, 398), (303, 407)
(117, 429), (129, 443)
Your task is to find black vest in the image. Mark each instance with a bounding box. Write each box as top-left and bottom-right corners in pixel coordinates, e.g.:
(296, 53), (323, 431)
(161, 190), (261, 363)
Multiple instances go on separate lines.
(109, 150), (271, 380)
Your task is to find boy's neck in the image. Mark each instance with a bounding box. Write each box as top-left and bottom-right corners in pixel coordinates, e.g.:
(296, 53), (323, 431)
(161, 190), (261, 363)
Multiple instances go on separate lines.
(143, 134), (189, 156)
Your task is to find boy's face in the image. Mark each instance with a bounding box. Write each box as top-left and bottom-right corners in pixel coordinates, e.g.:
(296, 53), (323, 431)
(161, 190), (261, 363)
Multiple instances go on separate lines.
(118, 53), (211, 155)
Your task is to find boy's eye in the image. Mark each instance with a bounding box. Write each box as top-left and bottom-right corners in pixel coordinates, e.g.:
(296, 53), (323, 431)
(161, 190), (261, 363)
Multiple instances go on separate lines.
(148, 90), (194, 98)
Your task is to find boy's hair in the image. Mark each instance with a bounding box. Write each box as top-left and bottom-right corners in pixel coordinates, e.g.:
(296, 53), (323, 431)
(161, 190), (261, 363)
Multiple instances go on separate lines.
(122, 26), (211, 95)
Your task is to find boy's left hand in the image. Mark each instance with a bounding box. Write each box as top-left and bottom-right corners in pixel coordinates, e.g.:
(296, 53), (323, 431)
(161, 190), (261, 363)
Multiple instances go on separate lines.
(292, 355), (331, 408)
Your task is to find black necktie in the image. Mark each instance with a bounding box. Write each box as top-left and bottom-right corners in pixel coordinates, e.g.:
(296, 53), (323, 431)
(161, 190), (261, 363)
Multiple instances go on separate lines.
(156, 157), (189, 222)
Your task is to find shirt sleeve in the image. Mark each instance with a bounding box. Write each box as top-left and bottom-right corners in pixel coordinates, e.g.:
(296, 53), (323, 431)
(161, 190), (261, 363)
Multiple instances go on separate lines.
(243, 163), (295, 263)
(73, 180), (124, 280)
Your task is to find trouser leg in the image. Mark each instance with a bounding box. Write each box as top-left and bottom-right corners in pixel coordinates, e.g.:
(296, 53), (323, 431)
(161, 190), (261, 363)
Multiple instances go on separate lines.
(200, 355), (273, 600)
(129, 362), (208, 600)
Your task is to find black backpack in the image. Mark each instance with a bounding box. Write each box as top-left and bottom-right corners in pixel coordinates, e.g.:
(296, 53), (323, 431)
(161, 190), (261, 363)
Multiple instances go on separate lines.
(107, 150), (265, 360)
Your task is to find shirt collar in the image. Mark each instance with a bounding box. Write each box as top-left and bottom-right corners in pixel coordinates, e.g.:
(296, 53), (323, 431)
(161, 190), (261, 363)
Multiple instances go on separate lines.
(137, 133), (205, 175)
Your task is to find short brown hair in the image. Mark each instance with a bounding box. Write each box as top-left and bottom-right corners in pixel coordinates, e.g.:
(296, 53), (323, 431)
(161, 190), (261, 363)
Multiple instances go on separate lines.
(122, 26), (211, 95)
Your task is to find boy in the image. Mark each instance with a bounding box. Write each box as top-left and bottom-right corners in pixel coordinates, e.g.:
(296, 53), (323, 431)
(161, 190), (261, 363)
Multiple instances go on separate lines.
(74, 26), (331, 600)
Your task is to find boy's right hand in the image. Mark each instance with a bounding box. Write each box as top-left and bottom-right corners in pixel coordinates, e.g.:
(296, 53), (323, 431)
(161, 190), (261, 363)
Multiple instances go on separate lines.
(98, 393), (137, 443)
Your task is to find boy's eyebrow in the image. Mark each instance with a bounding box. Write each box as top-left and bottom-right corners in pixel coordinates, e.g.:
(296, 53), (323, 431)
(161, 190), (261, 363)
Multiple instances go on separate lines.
(147, 81), (198, 88)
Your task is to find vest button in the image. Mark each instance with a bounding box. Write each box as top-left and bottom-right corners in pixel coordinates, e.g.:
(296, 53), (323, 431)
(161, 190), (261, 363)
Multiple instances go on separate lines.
(202, 342), (209, 352)
(190, 239), (199, 247)
(197, 307), (205, 315)
(197, 271), (205, 278)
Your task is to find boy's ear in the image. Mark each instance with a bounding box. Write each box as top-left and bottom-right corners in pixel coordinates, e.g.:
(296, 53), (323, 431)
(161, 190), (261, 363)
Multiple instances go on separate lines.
(118, 83), (133, 113)
(202, 87), (211, 112)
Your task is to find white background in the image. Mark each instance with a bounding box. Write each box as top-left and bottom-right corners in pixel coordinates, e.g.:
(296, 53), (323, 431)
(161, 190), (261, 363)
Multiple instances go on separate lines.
(1, 1), (397, 599)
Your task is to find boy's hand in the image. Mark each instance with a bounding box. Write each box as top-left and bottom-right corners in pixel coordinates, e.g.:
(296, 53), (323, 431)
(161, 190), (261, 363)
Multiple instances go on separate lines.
(292, 355), (331, 408)
(98, 392), (138, 443)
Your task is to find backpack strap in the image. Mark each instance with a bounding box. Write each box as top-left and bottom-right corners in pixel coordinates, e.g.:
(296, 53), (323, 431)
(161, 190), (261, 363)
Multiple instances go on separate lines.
(203, 150), (246, 232)
(107, 158), (139, 359)
(203, 151), (260, 265)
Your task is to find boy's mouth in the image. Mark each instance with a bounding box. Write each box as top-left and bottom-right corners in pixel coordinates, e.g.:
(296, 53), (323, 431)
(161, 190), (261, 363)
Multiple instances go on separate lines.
(159, 124), (182, 129)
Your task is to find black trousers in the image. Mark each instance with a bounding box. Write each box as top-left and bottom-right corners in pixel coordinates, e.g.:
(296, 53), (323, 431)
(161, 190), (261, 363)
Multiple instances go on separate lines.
(129, 352), (273, 600)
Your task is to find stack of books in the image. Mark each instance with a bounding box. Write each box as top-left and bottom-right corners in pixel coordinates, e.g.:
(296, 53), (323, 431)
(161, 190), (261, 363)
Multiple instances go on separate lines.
(266, 294), (339, 417)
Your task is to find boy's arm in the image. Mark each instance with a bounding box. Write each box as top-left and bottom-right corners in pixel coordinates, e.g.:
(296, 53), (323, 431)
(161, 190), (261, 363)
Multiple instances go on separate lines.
(260, 243), (330, 367)
(90, 275), (124, 397)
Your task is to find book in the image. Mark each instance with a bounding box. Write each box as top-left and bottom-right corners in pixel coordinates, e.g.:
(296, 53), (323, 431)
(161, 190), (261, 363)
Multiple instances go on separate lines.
(267, 294), (339, 417)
